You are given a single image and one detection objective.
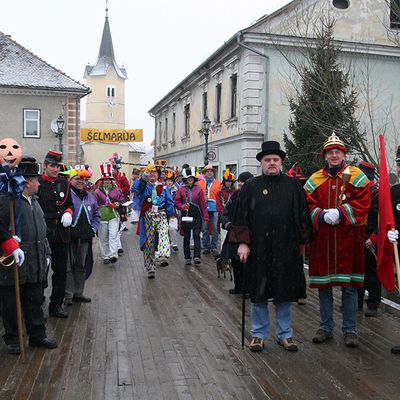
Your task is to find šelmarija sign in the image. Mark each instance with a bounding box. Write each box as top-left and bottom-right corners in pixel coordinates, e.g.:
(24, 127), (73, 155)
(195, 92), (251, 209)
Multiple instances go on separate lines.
(81, 128), (143, 142)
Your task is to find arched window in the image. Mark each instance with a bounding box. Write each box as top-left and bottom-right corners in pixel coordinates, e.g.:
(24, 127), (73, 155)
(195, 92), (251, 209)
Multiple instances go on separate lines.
(332, 0), (350, 10)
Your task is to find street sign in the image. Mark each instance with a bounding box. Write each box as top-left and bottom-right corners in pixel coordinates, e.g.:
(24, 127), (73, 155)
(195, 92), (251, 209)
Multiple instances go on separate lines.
(207, 146), (218, 162)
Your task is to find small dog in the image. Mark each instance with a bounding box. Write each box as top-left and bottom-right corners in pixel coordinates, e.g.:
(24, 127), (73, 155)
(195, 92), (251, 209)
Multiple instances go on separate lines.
(216, 258), (232, 280)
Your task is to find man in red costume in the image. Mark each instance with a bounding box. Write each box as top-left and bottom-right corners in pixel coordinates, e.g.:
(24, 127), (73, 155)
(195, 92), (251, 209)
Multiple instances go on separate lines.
(304, 133), (370, 348)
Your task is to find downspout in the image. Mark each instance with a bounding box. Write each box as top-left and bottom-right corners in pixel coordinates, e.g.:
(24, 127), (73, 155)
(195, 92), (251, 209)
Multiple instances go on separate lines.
(236, 32), (270, 141)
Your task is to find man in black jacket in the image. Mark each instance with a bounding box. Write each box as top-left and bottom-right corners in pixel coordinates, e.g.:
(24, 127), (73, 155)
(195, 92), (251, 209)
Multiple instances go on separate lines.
(37, 150), (73, 318)
(0, 157), (57, 354)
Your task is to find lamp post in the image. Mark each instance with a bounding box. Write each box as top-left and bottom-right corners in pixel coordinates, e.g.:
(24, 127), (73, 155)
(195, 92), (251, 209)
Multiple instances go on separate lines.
(55, 114), (65, 153)
(202, 116), (211, 166)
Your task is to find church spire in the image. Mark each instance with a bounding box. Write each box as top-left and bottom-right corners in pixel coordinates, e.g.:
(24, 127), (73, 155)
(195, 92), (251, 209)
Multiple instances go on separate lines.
(84, 2), (127, 79)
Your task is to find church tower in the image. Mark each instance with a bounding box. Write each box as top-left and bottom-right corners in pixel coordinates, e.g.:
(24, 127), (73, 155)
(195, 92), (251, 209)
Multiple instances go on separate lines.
(84, 7), (127, 129)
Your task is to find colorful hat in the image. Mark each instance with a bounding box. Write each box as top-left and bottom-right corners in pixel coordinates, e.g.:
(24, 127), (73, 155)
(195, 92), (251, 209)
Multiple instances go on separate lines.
(223, 168), (235, 181)
(358, 161), (377, 181)
(322, 132), (347, 155)
(145, 163), (157, 173)
(18, 156), (42, 177)
(396, 145), (400, 162)
(256, 141), (286, 161)
(165, 170), (175, 180)
(182, 167), (198, 182)
(99, 162), (114, 179)
(44, 150), (63, 164)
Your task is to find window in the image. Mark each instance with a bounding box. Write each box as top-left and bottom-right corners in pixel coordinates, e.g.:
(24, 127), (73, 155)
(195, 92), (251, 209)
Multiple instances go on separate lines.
(332, 0), (350, 9)
(390, 0), (400, 29)
(184, 104), (190, 137)
(225, 163), (238, 178)
(165, 117), (168, 143)
(106, 85), (116, 97)
(172, 112), (176, 142)
(230, 74), (237, 118)
(202, 92), (208, 120)
(23, 109), (40, 138)
(215, 84), (222, 123)
(158, 120), (162, 144)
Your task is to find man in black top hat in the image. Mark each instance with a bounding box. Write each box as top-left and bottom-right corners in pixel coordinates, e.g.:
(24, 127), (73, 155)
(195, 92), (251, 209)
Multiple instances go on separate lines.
(356, 161), (380, 317)
(37, 150), (73, 318)
(231, 141), (312, 353)
(0, 157), (57, 354)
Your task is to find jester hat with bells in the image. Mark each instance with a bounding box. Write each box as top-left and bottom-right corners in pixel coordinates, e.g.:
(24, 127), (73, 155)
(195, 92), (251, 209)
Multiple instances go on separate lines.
(222, 168), (235, 183)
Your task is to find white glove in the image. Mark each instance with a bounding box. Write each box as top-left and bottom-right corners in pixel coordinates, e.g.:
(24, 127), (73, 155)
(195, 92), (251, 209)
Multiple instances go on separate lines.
(12, 248), (25, 266)
(12, 235), (21, 243)
(324, 209), (340, 225)
(61, 212), (72, 227)
(387, 230), (399, 243)
(46, 256), (51, 267)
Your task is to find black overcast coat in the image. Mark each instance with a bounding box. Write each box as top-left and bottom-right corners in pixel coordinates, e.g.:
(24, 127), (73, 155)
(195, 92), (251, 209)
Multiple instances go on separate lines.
(232, 173), (312, 304)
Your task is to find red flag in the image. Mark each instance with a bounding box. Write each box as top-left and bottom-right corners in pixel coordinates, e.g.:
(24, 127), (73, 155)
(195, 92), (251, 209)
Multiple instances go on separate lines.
(377, 134), (396, 291)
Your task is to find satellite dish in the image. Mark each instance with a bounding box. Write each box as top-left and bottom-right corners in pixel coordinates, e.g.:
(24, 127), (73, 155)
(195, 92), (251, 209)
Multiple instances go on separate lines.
(50, 119), (58, 133)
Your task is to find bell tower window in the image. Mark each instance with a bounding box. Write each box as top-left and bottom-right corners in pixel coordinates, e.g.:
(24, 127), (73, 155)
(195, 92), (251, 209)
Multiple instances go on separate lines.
(106, 85), (116, 97)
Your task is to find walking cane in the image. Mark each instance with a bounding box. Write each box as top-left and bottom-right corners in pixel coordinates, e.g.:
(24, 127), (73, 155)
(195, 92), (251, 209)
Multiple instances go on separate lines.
(241, 262), (247, 349)
(9, 198), (25, 362)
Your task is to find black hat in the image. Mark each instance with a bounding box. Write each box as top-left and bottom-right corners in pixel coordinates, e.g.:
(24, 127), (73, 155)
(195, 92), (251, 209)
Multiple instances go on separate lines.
(18, 156), (42, 177)
(256, 141), (286, 161)
(44, 150), (63, 164)
(396, 145), (400, 162)
(237, 171), (253, 182)
(358, 161), (376, 181)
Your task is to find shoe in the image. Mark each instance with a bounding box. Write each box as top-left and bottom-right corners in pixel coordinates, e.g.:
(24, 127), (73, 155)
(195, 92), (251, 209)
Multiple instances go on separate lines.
(7, 343), (20, 355)
(249, 337), (264, 352)
(229, 288), (242, 295)
(103, 258), (110, 264)
(147, 270), (155, 279)
(297, 298), (307, 305)
(391, 345), (400, 354)
(365, 307), (378, 317)
(73, 295), (91, 303)
(202, 249), (210, 255)
(159, 261), (169, 267)
(185, 259), (192, 266)
(172, 245), (179, 252)
(312, 329), (333, 344)
(344, 332), (358, 348)
(193, 257), (201, 264)
(118, 248), (124, 254)
(29, 337), (58, 349)
(49, 307), (68, 318)
(277, 338), (298, 352)
(122, 227), (129, 232)
(110, 256), (118, 263)
(64, 298), (73, 306)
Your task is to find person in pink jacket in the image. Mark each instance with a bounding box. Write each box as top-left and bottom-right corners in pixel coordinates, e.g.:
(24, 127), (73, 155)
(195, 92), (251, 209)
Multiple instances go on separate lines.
(174, 167), (208, 265)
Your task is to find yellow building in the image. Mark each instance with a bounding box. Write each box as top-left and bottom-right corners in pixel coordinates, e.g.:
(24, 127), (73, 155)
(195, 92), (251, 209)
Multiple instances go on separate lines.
(81, 9), (142, 182)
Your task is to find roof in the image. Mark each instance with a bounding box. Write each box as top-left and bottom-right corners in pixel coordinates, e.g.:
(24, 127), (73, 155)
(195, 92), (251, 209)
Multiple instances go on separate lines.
(0, 31), (89, 94)
(85, 16), (127, 79)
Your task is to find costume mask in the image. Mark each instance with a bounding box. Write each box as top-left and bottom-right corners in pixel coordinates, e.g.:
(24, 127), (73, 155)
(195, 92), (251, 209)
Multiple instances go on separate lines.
(0, 138), (23, 169)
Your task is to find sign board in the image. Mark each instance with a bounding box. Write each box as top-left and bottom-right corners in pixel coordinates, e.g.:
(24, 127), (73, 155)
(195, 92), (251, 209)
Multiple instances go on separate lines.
(207, 146), (218, 162)
(80, 128), (143, 143)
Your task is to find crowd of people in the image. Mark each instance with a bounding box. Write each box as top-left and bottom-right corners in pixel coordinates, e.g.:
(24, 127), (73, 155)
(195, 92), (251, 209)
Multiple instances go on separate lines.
(1, 132), (400, 357)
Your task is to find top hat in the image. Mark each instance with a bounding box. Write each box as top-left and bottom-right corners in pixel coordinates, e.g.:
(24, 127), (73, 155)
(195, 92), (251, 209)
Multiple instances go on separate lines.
(396, 145), (400, 162)
(358, 161), (377, 181)
(182, 167), (198, 182)
(44, 150), (63, 165)
(256, 141), (286, 161)
(99, 162), (114, 179)
(322, 132), (347, 155)
(18, 156), (42, 177)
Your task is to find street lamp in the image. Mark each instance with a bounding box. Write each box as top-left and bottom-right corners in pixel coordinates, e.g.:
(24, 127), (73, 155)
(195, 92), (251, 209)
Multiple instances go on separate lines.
(55, 114), (65, 153)
(202, 116), (211, 166)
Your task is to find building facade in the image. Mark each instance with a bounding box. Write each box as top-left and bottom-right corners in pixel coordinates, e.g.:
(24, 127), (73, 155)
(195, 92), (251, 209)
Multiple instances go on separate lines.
(149, 0), (400, 178)
(0, 32), (89, 164)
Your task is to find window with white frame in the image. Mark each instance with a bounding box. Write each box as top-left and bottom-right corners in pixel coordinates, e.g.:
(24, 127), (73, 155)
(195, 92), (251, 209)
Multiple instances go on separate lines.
(215, 84), (222, 123)
(184, 104), (190, 137)
(390, 0), (400, 29)
(230, 74), (237, 118)
(106, 85), (116, 97)
(165, 117), (168, 143)
(23, 109), (40, 138)
(172, 112), (176, 142)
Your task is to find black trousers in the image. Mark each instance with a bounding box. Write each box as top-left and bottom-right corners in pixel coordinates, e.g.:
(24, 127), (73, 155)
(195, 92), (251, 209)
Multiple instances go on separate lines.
(49, 241), (69, 309)
(0, 282), (46, 345)
(183, 228), (201, 259)
(358, 249), (381, 309)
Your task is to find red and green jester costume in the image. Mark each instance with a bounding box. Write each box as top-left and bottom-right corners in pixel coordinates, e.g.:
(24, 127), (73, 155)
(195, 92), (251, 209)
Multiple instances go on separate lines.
(304, 163), (371, 288)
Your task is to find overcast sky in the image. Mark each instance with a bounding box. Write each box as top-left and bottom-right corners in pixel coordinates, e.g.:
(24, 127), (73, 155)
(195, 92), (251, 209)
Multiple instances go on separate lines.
(0, 0), (288, 148)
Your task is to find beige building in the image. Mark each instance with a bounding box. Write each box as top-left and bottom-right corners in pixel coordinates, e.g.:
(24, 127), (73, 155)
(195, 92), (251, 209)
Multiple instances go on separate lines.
(0, 32), (89, 164)
(149, 0), (400, 178)
(82, 11), (142, 182)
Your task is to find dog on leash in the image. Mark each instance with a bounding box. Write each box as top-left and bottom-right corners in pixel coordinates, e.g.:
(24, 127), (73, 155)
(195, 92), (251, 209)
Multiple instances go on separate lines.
(216, 257), (232, 280)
